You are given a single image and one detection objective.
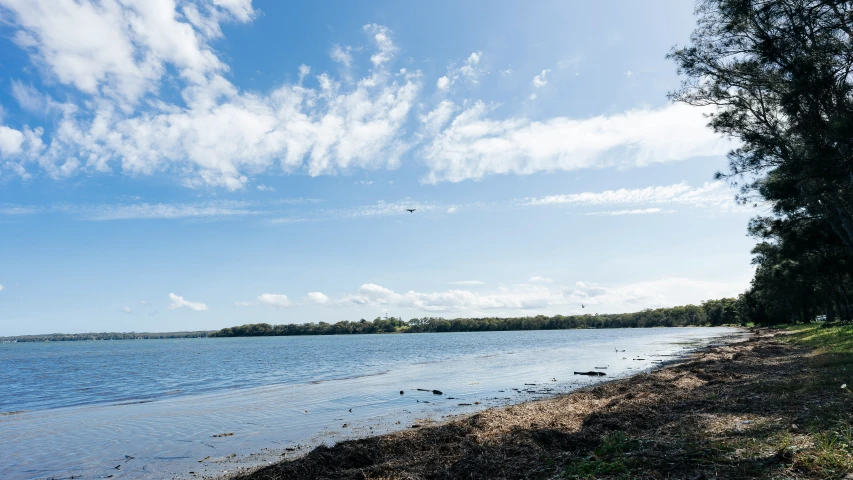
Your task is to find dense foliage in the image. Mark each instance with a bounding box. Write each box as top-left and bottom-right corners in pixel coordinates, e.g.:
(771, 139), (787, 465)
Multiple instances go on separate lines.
(211, 300), (744, 338)
(670, 0), (853, 324)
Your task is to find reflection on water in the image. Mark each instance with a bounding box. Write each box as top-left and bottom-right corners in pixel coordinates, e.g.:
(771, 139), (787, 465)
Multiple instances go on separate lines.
(0, 327), (742, 479)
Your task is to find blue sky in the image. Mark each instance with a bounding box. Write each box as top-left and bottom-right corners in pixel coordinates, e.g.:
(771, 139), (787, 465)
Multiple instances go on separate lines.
(0, 0), (760, 336)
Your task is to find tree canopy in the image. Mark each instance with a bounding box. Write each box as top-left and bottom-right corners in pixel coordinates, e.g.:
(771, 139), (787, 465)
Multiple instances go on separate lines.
(670, 0), (853, 324)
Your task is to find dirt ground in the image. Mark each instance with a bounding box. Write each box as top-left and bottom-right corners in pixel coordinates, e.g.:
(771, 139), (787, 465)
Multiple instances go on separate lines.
(233, 329), (853, 480)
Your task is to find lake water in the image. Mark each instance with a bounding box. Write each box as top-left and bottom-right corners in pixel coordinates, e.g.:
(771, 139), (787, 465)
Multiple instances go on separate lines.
(0, 327), (742, 479)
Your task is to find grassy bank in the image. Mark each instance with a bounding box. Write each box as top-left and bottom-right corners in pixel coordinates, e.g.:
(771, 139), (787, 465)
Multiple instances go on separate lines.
(234, 326), (851, 480)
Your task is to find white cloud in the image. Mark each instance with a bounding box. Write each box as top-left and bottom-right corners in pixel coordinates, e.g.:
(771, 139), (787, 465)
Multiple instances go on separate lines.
(529, 276), (553, 283)
(256, 184), (274, 192)
(626, 70), (633, 78)
(122, 306), (131, 314)
(435, 51), (483, 92)
(585, 208), (667, 216)
(363, 24), (398, 66)
(309, 276), (749, 315)
(168, 292), (208, 311)
(436, 76), (451, 91)
(421, 103), (731, 183)
(235, 301), (250, 307)
(305, 291), (330, 305)
(0, 126), (25, 156)
(1, 13), (419, 189)
(330, 45), (353, 68)
(446, 206), (457, 213)
(528, 93), (537, 100)
(524, 181), (744, 212)
(532, 69), (550, 87)
(258, 293), (292, 308)
(11, 80), (55, 113)
(0, 284), (4, 292)
(82, 201), (256, 220)
(0, 204), (39, 215)
(0, 0), (250, 105)
(448, 280), (484, 285)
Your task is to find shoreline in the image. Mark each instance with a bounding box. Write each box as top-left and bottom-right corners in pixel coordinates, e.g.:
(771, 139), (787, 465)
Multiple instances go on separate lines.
(221, 328), (792, 480)
(228, 328), (852, 479)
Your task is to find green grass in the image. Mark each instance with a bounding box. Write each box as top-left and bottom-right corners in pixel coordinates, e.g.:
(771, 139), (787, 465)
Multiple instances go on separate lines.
(783, 323), (853, 353)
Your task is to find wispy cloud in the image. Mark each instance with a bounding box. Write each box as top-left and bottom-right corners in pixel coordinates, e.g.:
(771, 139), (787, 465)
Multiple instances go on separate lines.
(448, 280), (484, 285)
(0, 204), (39, 215)
(302, 276), (749, 314)
(437, 51), (483, 91)
(82, 201), (257, 221)
(529, 276), (553, 283)
(585, 208), (668, 216)
(524, 182), (747, 213)
(532, 69), (550, 87)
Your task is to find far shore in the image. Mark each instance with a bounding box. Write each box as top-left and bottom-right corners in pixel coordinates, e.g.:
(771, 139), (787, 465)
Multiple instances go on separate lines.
(226, 326), (853, 480)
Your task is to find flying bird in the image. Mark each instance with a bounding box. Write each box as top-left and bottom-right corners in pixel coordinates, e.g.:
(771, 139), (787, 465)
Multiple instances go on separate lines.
(406, 208), (416, 213)
(581, 304), (585, 309)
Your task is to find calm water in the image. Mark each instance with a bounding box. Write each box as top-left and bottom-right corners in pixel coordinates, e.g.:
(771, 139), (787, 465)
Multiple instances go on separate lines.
(0, 328), (742, 479)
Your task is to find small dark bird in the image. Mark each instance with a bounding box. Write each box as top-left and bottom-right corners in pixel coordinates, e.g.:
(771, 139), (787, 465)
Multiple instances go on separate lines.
(581, 304), (585, 308)
(406, 208), (416, 213)
(400, 390), (404, 395)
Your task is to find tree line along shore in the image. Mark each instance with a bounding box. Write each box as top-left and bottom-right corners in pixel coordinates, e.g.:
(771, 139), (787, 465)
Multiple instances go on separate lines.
(1, 298), (745, 342)
(212, 298), (745, 338)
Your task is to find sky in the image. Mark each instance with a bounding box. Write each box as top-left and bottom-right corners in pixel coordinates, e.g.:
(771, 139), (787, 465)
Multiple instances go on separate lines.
(0, 0), (762, 336)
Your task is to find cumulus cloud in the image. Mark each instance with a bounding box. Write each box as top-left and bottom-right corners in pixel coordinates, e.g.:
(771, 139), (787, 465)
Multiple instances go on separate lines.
(168, 292), (208, 311)
(0, 10), (418, 189)
(258, 293), (292, 308)
(0, 4), (734, 191)
(524, 181), (744, 212)
(0, 126), (25, 157)
(0, 0), (250, 105)
(305, 291), (330, 305)
(421, 103), (730, 183)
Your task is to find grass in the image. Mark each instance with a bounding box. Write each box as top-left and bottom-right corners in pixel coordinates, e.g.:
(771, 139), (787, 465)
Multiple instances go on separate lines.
(784, 323), (853, 353)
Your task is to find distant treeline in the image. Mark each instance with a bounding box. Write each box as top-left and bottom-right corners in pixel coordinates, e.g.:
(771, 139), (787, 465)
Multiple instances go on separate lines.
(212, 298), (743, 338)
(0, 331), (214, 342)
